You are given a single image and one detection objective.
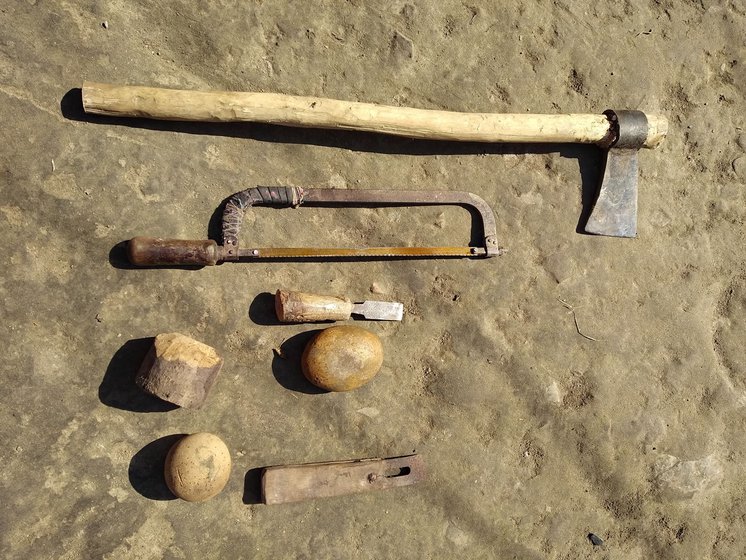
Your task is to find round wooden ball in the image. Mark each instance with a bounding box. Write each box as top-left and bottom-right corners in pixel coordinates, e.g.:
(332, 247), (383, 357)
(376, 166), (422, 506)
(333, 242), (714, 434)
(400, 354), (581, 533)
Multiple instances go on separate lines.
(301, 325), (384, 391)
(164, 432), (231, 502)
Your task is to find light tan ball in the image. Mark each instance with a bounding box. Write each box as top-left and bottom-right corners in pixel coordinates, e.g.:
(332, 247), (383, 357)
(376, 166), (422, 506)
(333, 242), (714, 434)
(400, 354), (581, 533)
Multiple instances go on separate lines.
(164, 432), (231, 502)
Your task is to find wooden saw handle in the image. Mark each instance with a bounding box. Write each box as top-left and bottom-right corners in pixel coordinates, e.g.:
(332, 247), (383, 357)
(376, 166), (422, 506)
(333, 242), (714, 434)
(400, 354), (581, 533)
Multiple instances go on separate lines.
(82, 82), (668, 148)
(275, 289), (354, 322)
(127, 237), (220, 266)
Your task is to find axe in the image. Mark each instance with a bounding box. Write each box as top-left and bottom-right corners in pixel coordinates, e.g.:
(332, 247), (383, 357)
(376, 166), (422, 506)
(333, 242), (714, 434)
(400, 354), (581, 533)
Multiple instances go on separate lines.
(82, 82), (668, 237)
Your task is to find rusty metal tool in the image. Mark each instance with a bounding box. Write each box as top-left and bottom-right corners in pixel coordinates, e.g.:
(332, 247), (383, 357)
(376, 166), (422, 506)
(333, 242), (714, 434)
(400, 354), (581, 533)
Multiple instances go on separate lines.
(261, 454), (426, 504)
(275, 289), (404, 322)
(83, 82), (668, 238)
(127, 187), (499, 266)
(584, 110), (652, 237)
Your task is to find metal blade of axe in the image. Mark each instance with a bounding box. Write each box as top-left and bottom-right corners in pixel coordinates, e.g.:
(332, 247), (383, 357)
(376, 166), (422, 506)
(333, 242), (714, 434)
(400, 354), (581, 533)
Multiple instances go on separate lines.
(585, 110), (649, 238)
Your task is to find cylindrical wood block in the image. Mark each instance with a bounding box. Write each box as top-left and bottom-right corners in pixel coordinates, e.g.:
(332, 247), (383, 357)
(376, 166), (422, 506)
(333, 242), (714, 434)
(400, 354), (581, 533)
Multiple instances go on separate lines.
(275, 289), (355, 322)
(136, 333), (223, 408)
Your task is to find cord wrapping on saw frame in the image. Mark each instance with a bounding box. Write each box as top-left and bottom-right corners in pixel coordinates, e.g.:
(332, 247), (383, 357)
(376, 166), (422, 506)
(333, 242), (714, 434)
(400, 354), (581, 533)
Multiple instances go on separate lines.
(222, 186), (304, 248)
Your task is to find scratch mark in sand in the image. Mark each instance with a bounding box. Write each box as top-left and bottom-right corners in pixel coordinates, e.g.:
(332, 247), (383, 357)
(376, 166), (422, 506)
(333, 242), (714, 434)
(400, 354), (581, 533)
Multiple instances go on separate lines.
(558, 297), (599, 341)
(105, 130), (149, 147)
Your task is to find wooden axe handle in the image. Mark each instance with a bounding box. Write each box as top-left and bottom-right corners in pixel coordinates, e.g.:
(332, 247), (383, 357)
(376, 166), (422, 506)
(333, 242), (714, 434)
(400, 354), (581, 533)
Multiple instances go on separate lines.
(82, 82), (667, 148)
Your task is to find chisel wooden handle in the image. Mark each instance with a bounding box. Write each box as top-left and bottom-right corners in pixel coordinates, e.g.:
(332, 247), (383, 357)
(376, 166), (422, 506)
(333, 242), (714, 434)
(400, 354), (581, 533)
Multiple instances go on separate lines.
(275, 290), (354, 322)
(82, 82), (668, 148)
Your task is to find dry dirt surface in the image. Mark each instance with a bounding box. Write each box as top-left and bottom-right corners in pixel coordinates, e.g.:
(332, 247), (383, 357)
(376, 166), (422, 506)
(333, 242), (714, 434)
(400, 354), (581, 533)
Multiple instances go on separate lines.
(1, 1), (745, 559)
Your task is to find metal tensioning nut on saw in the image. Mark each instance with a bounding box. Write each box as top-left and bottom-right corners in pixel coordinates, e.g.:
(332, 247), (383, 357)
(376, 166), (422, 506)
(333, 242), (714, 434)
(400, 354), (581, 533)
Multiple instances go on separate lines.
(127, 187), (499, 266)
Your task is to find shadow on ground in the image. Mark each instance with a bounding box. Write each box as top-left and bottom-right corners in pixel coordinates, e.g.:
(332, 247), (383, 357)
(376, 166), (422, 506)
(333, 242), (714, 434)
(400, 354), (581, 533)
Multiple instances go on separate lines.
(99, 337), (177, 413)
(248, 292), (285, 326)
(243, 468), (264, 505)
(271, 330), (327, 394)
(128, 435), (185, 500)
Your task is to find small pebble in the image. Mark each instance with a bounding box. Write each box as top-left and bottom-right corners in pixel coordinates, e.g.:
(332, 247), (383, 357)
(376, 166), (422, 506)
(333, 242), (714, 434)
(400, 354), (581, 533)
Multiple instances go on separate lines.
(356, 407), (380, 418)
(102, 20), (109, 29)
(588, 533), (604, 546)
(732, 156), (746, 179)
(328, 173), (347, 189)
(370, 282), (385, 295)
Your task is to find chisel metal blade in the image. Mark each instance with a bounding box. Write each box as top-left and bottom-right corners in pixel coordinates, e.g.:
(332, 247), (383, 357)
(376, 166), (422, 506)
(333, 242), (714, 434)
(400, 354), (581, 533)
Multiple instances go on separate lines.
(351, 300), (404, 321)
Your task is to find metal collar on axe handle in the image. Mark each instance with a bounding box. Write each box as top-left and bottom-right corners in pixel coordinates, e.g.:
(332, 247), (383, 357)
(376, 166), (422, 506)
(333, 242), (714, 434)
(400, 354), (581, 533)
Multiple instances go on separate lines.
(82, 82), (668, 237)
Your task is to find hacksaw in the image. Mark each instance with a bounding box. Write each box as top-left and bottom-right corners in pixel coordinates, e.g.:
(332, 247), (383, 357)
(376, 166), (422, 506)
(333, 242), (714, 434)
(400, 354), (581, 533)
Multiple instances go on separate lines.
(127, 186), (499, 266)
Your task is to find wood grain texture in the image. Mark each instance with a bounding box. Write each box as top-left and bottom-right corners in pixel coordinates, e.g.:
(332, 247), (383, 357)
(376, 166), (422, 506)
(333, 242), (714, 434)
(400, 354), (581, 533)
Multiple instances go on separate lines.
(275, 289), (354, 322)
(135, 333), (223, 408)
(127, 237), (220, 266)
(262, 455), (425, 504)
(82, 81), (667, 148)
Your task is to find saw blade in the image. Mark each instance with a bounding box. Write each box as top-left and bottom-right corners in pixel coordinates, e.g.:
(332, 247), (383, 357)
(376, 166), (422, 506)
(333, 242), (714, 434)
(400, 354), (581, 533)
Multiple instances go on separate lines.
(239, 247), (484, 258)
(351, 300), (404, 321)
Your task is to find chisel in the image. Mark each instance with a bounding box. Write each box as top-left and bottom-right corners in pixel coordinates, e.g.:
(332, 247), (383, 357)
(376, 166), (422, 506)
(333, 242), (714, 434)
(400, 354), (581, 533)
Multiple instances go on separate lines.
(275, 289), (404, 322)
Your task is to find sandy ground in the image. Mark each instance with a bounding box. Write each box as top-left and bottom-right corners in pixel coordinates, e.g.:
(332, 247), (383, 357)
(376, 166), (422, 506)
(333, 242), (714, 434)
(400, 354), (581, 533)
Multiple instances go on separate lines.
(1, 1), (745, 558)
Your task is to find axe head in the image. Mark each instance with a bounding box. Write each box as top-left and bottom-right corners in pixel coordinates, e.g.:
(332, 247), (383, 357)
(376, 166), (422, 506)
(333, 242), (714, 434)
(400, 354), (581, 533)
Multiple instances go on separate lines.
(585, 110), (649, 238)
